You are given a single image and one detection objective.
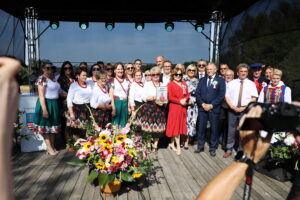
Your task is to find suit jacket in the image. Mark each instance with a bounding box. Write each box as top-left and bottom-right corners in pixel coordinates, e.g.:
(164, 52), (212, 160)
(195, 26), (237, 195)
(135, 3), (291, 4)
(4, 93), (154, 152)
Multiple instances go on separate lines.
(197, 72), (206, 80)
(196, 75), (226, 113)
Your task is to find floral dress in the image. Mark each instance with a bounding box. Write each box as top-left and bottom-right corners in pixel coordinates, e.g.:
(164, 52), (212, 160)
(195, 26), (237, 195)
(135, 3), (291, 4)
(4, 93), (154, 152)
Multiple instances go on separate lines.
(183, 77), (199, 136)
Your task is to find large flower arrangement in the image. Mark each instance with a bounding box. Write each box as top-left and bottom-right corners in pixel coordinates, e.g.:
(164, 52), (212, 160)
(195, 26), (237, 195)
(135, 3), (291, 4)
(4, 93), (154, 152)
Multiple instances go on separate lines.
(69, 123), (155, 187)
(270, 132), (300, 170)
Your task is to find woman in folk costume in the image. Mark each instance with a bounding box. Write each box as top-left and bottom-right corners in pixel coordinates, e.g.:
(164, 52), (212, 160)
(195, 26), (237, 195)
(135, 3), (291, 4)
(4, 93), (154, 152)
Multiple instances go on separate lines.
(111, 62), (130, 127)
(34, 61), (62, 155)
(258, 68), (291, 103)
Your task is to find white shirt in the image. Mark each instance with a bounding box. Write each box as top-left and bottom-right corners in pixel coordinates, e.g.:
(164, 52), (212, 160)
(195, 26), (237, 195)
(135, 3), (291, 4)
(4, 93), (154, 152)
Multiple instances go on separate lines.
(162, 74), (171, 86)
(142, 81), (161, 102)
(112, 78), (130, 99)
(226, 78), (258, 107)
(67, 82), (93, 107)
(86, 77), (97, 88)
(129, 81), (145, 106)
(258, 82), (291, 103)
(35, 76), (61, 99)
(90, 84), (111, 109)
(198, 72), (206, 79)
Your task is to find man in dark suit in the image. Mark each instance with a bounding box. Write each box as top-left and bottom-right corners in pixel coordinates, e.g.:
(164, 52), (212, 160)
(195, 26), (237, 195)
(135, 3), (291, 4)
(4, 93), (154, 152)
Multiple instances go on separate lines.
(195, 62), (226, 156)
(196, 59), (207, 79)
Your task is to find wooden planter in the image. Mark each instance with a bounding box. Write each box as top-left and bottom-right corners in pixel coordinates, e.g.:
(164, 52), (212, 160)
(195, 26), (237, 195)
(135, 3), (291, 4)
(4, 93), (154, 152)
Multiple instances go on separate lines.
(100, 182), (121, 196)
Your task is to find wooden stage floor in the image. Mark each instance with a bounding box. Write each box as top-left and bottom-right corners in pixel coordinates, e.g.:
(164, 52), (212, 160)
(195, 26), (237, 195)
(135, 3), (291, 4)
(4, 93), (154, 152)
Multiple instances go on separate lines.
(13, 146), (292, 200)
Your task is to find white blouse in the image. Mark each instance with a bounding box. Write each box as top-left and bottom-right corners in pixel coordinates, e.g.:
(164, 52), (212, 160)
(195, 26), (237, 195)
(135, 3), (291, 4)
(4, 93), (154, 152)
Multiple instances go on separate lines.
(112, 78), (130, 99)
(67, 82), (93, 107)
(86, 77), (97, 88)
(142, 81), (162, 102)
(129, 81), (144, 106)
(90, 84), (111, 109)
(35, 76), (61, 99)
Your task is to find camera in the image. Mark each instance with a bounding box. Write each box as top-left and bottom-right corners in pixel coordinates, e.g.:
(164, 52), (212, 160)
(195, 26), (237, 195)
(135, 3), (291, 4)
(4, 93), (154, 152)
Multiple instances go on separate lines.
(240, 102), (300, 133)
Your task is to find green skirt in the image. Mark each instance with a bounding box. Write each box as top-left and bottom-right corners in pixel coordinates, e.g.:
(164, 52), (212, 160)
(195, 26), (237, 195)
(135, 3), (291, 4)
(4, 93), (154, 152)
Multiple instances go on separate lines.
(112, 99), (128, 128)
(34, 98), (60, 134)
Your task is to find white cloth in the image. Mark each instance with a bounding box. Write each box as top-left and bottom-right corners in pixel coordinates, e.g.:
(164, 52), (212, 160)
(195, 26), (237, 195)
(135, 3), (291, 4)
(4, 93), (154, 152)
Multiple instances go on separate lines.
(67, 82), (93, 107)
(129, 81), (144, 106)
(142, 81), (161, 101)
(226, 78), (258, 107)
(44, 78), (61, 99)
(90, 84), (111, 109)
(162, 74), (171, 86)
(112, 78), (130, 99)
(86, 77), (97, 88)
(198, 72), (205, 78)
(206, 74), (216, 86)
(258, 81), (291, 103)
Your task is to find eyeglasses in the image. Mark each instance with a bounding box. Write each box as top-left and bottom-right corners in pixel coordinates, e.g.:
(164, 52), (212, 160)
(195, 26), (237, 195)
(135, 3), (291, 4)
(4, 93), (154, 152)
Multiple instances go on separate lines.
(174, 73), (183, 77)
(127, 67), (134, 70)
(197, 64), (206, 67)
(92, 68), (100, 71)
(144, 74), (150, 77)
(151, 73), (160, 77)
(106, 68), (113, 71)
(64, 67), (72, 70)
(188, 69), (196, 72)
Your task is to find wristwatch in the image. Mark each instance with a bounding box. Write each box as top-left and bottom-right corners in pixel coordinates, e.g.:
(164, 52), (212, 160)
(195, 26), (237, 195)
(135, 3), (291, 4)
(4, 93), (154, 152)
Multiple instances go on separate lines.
(234, 151), (255, 166)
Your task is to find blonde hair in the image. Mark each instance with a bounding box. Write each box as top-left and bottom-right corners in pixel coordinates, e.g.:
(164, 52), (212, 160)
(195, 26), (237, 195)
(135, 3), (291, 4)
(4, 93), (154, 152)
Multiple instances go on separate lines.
(150, 66), (161, 74)
(271, 68), (282, 78)
(133, 69), (142, 77)
(144, 70), (150, 75)
(175, 63), (186, 74)
(185, 64), (197, 75)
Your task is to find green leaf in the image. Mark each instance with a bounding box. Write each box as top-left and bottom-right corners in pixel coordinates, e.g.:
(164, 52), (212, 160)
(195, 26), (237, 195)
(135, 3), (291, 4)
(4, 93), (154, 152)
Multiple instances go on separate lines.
(87, 170), (99, 183)
(77, 165), (86, 172)
(98, 173), (109, 186)
(67, 159), (85, 166)
(120, 171), (135, 182)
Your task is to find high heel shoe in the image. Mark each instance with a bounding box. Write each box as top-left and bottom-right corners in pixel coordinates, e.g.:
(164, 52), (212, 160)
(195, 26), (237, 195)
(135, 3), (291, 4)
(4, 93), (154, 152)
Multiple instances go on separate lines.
(46, 151), (58, 156)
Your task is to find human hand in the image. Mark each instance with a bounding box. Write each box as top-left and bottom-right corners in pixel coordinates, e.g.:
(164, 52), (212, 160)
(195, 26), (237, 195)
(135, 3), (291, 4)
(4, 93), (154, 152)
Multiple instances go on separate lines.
(43, 110), (49, 119)
(70, 112), (76, 121)
(180, 99), (187, 106)
(238, 105), (271, 163)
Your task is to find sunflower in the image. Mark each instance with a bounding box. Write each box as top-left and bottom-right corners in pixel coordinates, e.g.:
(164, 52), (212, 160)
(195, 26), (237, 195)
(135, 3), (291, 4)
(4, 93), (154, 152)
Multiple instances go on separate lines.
(128, 148), (137, 157)
(99, 133), (108, 143)
(132, 173), (143, 178)
(95, 162), (105, 169)
(115, 135), (126, 144)
(83, 142), (92, 151)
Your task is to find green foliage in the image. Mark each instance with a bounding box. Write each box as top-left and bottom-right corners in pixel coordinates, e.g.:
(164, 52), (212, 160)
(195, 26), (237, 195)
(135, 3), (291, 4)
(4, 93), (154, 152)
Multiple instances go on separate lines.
(220, 0), (300, 97)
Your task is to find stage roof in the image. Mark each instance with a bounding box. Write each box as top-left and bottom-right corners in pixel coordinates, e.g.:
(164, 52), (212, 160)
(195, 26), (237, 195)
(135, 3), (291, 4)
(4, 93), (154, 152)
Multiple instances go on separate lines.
(1, 0), (259, 23)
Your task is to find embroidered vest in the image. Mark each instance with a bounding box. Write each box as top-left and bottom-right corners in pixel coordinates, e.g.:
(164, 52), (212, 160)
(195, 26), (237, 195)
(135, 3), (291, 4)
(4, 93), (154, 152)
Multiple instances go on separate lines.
(263, 85), (286, 103)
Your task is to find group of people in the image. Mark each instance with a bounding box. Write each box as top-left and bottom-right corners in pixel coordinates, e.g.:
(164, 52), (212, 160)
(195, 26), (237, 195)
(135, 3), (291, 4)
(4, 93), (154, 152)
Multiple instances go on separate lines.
(33, 56), (292, 158)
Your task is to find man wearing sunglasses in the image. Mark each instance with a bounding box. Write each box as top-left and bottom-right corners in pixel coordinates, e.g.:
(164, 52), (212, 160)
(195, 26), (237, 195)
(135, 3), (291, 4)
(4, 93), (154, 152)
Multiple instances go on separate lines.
(195, 63), (226, 157)
(197, 59), (207, 79)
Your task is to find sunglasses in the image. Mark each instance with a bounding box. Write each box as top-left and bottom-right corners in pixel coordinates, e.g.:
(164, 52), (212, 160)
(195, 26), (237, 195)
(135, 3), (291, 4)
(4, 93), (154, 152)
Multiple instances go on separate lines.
(188, 69), (196, 72)
(64, 67), (72, 70)
(106, 68), (113, 71)
(45, 67), (54, 70)
(93, 68), (100, 71)
(197, 64), (206, 67)
(145, 74), (150, 77)
(127, 67), (134, 70)
(174, 73), (183, 77)
(151, 73), (160, 77)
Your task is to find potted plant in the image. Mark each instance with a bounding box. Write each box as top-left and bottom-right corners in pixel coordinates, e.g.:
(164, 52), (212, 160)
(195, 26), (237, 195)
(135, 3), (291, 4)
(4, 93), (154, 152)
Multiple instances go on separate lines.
(68, 123), (155, 195)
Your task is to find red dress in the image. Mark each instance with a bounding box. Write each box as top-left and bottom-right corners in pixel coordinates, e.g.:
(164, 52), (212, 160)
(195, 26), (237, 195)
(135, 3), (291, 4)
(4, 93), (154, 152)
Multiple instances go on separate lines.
(166, 81), (190, 137)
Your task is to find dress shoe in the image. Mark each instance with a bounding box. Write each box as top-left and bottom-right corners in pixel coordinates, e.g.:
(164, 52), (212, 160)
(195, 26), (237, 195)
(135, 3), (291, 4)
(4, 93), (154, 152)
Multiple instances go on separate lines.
(209, 151), (216, 157)
(223, 152), (232, 158)
(194, 147), (204, 153)
(184, 146), (189, 150)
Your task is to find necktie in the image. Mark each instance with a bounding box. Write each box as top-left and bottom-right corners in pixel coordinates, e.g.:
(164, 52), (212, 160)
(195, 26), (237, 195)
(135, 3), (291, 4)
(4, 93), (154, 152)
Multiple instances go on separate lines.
(237, 80), (244, 107)
(207, 76), (212, 87)
(200, 73), (203, 78)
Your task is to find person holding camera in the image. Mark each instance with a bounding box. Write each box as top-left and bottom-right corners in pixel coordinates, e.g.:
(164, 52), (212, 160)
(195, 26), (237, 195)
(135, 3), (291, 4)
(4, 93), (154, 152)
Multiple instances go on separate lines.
(196, 103), (300, 200)
(258, 68), (291, 103)
(224, 63), (258, 158)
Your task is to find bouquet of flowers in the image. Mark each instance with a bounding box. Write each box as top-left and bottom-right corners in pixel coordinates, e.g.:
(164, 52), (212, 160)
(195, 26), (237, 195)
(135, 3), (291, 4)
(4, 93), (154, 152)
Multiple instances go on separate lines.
(270, 132), (300, 170)
(69, 123), (155, 187)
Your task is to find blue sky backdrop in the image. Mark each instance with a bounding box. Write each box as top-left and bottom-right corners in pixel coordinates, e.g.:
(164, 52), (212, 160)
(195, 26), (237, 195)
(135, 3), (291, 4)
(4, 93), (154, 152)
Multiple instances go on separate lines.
(39, 21), (210, 65)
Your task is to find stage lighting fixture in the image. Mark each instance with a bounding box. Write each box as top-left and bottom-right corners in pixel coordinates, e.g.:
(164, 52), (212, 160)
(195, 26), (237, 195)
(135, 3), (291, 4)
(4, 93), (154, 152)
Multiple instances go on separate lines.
(135, 23), (144, 31)
(79, 22), (89, 30)
(195, 23), (204, 32)
(50, 21), (59, 30)
(105, 22), (115, 31)
(165, 22), (174, 32)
